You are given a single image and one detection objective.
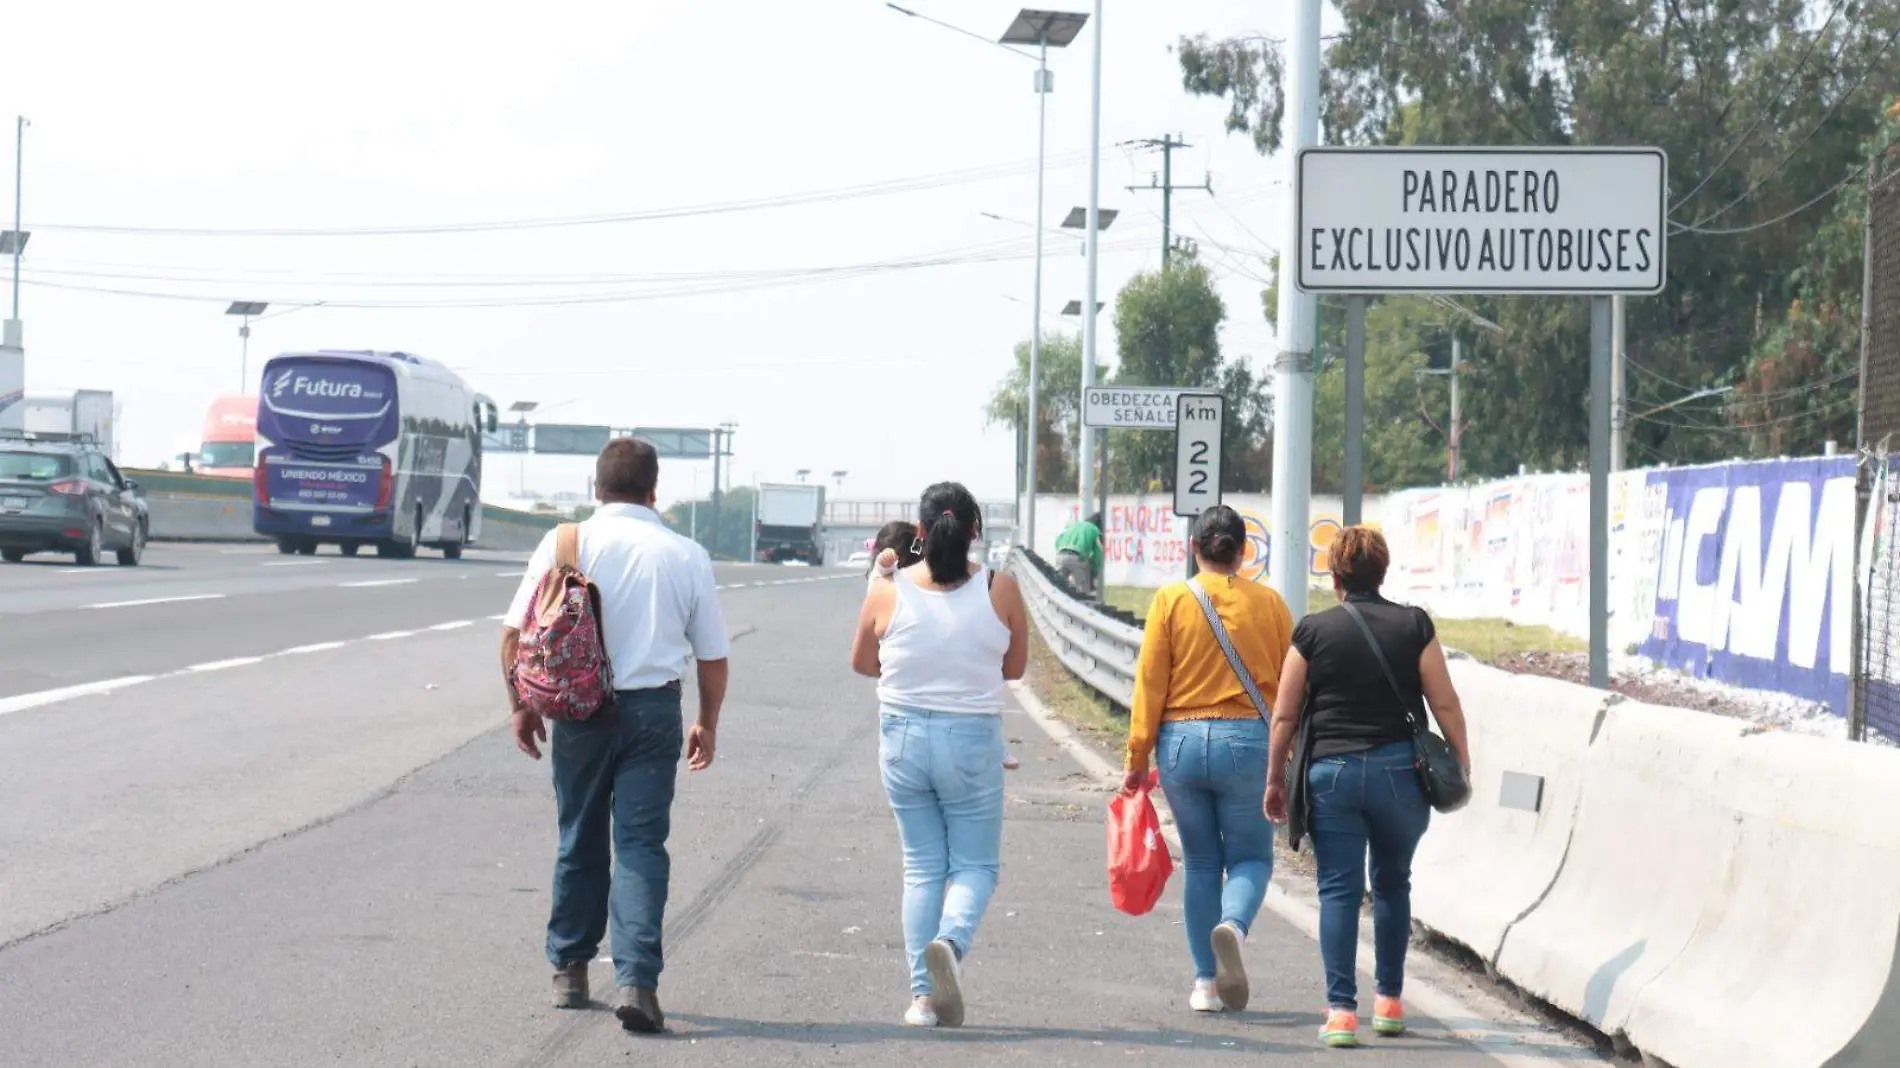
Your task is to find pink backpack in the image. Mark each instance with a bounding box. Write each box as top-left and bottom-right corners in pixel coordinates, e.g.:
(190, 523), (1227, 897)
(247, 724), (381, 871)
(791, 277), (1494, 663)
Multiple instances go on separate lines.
(512, 524), (614, 721)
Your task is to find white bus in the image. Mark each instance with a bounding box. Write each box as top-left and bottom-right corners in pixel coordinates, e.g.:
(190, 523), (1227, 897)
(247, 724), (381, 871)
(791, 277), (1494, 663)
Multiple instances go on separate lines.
(252, 350), (497, 558)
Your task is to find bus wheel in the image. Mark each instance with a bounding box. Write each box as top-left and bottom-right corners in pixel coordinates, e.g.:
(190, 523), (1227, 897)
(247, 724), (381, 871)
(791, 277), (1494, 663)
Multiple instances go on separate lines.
(340, 542), (360, 557)
(296, 540), (318, 556)
(442, 507), (468, 560)
(276, 539), (297, 555)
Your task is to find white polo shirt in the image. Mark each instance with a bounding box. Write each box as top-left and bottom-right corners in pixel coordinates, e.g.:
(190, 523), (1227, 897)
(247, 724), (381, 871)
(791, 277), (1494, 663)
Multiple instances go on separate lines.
(505, 504), (730, 690)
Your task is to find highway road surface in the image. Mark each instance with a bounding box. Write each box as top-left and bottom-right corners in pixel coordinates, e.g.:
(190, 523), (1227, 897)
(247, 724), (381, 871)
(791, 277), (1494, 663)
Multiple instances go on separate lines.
(0, 543), (1596, 1066)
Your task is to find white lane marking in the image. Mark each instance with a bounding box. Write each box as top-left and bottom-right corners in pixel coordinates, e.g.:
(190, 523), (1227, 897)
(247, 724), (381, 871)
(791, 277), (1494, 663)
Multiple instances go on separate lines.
(0, 616), (496, 719)
(496, 570), (525, 578)
(340, 579), (418, 589)
(56, 568), (118, 575)
(0, 676), (157, 719)
(188, 656), (267, 673)
(82, 594), (225, 610)
(1005, 681), (1589, 1067)
(280, 641), (348, 655)
(262, 560), (327, 568)
(489, 614), (508, 622)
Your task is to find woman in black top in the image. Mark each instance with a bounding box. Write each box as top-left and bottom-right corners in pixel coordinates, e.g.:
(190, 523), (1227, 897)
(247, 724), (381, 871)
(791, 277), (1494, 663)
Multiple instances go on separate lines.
(1263, 526), (1471, 1050)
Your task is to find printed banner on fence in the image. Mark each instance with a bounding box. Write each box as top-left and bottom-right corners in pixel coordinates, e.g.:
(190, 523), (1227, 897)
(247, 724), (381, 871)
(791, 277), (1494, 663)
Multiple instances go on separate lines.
(1381, 457), (1857, 716)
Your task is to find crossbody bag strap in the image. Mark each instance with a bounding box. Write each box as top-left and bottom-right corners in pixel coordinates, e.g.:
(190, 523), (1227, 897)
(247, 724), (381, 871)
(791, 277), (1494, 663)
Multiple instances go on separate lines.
(1185, 578), (1271, 721)
(1341, 601), (1425, 735)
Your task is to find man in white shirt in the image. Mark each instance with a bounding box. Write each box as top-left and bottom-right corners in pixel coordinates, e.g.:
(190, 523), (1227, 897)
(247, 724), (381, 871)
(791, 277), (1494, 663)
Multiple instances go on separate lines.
(499, 437), (729, 1036)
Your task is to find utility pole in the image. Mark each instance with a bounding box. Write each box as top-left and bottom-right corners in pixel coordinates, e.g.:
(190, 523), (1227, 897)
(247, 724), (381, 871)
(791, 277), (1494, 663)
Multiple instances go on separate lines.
(1126, 135), (1211, 270)
(1449, 338), (1464, 481)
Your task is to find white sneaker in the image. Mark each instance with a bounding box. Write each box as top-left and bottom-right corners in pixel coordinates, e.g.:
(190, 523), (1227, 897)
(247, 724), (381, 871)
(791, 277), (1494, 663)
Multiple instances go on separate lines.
(924, 939), (965, 1027)
(1189, 979), (1226, 1013)
(904, 996), (938, 1027)
(1211, 921), (1250, 1011)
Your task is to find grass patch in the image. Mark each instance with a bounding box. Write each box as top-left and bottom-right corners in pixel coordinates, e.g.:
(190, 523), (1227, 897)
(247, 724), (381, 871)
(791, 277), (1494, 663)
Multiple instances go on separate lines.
(1022, 620), (1129, 745)
(1104, 584), (1585, 666)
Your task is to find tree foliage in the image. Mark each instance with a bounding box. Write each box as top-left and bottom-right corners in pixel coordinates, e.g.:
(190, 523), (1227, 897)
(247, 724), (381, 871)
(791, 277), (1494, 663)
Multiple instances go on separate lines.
(985, 332), (1098, 492)
(1178, 1), (1900, 477)
(662, 485), (755, 560)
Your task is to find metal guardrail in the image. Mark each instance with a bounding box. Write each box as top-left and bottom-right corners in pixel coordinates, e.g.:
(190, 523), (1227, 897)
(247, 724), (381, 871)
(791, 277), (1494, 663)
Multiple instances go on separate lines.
(1008, 547), (1142, 709)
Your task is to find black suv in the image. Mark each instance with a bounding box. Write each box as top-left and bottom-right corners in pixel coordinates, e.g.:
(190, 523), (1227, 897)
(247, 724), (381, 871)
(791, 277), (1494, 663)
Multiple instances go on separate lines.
(0, 430), (149, 566)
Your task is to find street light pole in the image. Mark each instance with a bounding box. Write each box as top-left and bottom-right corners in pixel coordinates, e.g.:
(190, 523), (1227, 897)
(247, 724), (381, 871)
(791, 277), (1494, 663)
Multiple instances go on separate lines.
(1077, 0), (1104, 548)
(1270, 0), (1322, 622)
(10, 117), (24, 324)
(1027, 31), (1048, 554)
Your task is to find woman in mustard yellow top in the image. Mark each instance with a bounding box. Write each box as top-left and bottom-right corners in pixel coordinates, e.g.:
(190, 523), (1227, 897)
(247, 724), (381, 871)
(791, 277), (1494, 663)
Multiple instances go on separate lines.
(1121, 505), (1294, 1015)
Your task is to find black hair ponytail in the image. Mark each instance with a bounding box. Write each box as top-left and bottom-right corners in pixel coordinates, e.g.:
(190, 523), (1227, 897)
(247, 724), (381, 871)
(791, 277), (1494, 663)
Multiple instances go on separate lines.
(918, 481), (981, 585)
(1194, 504), (1246, 566)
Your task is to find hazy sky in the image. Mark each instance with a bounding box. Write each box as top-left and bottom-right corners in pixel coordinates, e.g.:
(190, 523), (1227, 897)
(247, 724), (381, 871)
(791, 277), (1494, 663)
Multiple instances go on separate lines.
(2, 0), (1318, 506)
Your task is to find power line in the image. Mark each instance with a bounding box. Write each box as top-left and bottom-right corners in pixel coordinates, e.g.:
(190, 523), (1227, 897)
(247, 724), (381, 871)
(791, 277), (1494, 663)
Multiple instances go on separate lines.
(17, 233), (1163, 309)
(1669, 1), (1848, 213)
(1672, 158), (1875, 236)
(25, 149), (1103, 238)
(1633, 394), (1857, 432)
(1679, 22), (1900, 231)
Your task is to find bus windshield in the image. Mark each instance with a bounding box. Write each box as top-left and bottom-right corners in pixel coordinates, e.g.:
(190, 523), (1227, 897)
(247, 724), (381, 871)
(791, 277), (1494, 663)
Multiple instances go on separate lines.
(199, 442), (255, 468)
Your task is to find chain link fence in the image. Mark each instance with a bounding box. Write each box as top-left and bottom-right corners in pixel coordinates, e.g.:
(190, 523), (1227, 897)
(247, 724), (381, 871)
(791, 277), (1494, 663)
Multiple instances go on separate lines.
(1858, 170), (1900, 742)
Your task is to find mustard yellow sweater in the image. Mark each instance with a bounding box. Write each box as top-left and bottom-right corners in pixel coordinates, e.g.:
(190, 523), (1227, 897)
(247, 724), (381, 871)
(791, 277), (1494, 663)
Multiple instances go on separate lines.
(1124, 574), (1294, 773)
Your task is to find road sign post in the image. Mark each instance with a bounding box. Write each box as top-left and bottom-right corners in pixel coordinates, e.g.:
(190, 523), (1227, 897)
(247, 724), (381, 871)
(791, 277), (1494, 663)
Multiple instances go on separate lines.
(1294, 145), (1666, 689)
(1174, 393), (1223, 578)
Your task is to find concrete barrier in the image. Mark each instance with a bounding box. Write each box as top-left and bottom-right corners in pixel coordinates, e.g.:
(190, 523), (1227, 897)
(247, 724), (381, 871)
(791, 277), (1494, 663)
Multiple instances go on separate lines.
(1482, 696), (1900, 1067)
(1618, 728), (1900, 1068)
(1410, 660), (1611, 966)
(146, 494), (260, 542)
(127, 468), (561, 552)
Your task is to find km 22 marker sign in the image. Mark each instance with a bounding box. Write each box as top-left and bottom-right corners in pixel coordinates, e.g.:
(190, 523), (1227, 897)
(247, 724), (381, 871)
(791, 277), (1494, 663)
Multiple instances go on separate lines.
(1173, 393), (1224, 519)
(1296, 146), (1666, 294)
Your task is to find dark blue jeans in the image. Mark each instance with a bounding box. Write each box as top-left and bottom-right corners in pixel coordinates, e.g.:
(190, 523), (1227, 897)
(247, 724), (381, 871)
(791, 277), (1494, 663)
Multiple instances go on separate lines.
(1308, 739), (1431, 1010)
(546, 687), (683, 990)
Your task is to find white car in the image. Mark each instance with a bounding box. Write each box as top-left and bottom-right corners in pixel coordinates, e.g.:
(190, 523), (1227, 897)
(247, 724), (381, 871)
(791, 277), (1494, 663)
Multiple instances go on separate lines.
(846, 550), (871, 569)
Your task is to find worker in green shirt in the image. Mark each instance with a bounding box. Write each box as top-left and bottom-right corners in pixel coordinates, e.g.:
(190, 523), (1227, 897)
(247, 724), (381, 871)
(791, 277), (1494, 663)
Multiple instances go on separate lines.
(1054, 512), (1104, 595)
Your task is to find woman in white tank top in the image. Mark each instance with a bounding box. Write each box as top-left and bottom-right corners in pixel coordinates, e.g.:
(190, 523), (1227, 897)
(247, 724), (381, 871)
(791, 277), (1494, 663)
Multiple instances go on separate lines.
(850, 482), (1029, 1029)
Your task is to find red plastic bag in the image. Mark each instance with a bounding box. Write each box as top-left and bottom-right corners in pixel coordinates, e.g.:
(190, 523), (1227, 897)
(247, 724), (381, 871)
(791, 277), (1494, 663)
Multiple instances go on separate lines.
(1106, 773), (1173, 916)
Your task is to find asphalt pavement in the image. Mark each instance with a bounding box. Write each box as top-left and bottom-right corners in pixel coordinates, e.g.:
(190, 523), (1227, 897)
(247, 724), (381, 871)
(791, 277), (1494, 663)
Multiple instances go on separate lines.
(0, 546), (1592, 1066)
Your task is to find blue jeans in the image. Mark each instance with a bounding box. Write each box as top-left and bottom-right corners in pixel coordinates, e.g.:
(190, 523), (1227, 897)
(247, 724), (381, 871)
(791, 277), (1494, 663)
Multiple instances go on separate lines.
(546, 687), (683, 990)
(1309, 739), (1432, 1010)
(878, 706), (1005, 996)
(1157, 719), (1275, 980)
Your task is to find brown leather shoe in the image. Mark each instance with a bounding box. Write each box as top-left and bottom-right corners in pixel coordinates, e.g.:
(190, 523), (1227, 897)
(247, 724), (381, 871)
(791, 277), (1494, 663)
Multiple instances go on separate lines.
(615, 986), (664, 1034)
(551, 962), (589, 1009)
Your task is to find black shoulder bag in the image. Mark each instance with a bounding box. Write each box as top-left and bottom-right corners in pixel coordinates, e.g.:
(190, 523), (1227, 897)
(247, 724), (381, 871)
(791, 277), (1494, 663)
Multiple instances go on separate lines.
(1341, 602), (1470, 814)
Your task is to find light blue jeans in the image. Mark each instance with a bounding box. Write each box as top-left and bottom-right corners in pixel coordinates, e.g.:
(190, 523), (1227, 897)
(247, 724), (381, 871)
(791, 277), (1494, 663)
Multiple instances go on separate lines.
(1157, 718), (1274, 981)
(878, 705), (1006, 996)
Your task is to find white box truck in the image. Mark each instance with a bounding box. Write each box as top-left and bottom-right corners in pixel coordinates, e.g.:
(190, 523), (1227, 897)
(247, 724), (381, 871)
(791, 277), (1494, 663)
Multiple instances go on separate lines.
(22, 390), (115, 455)
(754, 483), (826, 564)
